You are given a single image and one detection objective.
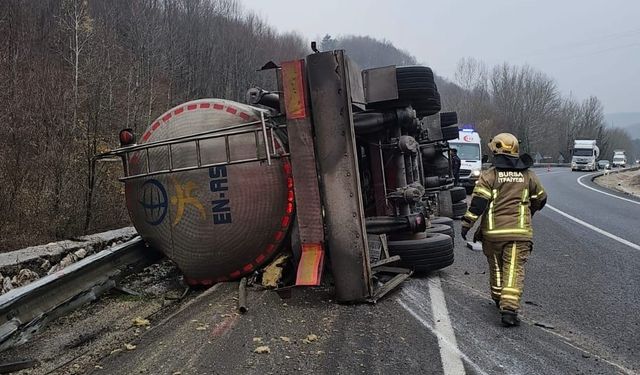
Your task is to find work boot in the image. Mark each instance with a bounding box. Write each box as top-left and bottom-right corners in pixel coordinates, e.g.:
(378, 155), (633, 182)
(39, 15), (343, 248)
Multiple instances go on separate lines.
(501, 310), (520, 327)
(493, 299), (500, 309)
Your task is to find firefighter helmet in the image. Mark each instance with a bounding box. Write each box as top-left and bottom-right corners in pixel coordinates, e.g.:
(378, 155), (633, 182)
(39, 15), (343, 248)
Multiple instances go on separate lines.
(488, 133), (519, 156)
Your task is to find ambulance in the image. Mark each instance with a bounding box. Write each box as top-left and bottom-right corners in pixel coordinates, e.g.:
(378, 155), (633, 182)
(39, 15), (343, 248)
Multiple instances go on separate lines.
(448, 126), (482, 193)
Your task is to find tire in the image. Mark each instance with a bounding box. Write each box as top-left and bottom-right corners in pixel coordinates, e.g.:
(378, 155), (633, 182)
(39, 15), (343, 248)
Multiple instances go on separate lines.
(415, 92), (441, 117)
(440, 112), (458, 127)
(452, 201), (467, 218)
(421, 144), (437, 161)
(423, 154), (449, 177)
(441, 125), (459, 141)
(369, 66), (441, 117)
(449, 186), (466, 202)
(430, 216), (454, 229)
(388, 233), (452, 257)
(426, 223), (454, 238)
(388, 233), (454, 272)
(396, 66), (435, 79)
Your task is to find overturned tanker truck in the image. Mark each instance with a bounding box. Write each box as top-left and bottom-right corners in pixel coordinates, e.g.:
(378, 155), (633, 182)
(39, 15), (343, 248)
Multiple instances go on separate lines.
(95, 49), (463, 303)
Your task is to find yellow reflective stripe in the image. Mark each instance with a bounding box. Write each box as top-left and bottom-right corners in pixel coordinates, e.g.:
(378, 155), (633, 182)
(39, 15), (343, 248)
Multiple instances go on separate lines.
(488, 189), (497, 230)
(473, 186), (492, 199)
(501, 287), (520, 294)
(493, 254), (501, 287)
(507, 242), (517, 287)
(519, 188), (528, 228)
(485, 228), (532, 235)
(531, 189), (544, 199)
(491, 286), (503, 291)
(464, 211), (478, 220)
(501, 294), (520, 301)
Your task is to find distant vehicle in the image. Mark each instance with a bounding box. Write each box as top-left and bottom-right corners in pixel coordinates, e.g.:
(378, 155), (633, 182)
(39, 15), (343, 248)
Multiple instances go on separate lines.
(571, 140), (599, 171)
(612, 150), (627, 168)
(597, 160), (611, 170)
(448, 127), (481, 193)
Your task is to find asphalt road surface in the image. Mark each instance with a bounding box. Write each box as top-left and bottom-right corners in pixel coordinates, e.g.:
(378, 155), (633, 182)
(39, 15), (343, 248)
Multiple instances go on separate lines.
(91, 167), (639, 375)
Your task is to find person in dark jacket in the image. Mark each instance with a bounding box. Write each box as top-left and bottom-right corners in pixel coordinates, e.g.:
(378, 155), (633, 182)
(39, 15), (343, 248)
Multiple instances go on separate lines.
(451, 148), (461, 186)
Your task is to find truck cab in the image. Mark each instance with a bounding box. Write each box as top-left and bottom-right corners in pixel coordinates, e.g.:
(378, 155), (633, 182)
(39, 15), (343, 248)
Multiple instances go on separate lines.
(448, 127), (481, 193)
(571, 140), (599, 171)
(612, 150), (627, 168)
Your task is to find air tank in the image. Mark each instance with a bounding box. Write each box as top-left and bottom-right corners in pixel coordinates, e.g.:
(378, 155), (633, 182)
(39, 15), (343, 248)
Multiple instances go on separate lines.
(125, 99), (293, 285)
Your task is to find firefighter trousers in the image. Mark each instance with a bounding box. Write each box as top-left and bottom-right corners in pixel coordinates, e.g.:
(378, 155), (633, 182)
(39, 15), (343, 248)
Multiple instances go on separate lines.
(482, 240), (532, 311)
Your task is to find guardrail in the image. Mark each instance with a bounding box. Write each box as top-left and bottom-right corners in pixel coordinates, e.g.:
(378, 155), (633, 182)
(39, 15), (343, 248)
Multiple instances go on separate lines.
(0, 237), (162, 351)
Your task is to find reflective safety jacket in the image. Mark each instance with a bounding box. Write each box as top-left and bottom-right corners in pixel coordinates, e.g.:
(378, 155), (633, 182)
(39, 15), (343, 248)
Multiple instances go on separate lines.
(462, 159), (547, 242)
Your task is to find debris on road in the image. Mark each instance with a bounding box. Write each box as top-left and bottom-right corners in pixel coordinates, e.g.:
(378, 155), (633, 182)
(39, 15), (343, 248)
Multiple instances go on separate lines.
(132, 317), (150, 327)
(254, 345), (271, 354)
(302, 334), (318, 344)
(261, 254), (289, 288)
(125, 343), (137, 350)
(238, 277), (248, 314)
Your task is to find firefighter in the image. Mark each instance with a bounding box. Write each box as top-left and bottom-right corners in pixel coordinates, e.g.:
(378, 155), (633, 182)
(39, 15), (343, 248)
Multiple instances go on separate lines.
(460, 133), (547, 327)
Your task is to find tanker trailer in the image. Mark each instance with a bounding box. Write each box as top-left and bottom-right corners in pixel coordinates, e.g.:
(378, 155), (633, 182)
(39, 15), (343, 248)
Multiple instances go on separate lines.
(94, 49), (456, 302)
(117, 99), (294, 286)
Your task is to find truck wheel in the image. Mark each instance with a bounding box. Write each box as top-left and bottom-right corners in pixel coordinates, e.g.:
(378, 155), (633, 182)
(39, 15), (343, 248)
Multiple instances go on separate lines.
(426, 223), (454, 238)
(388, 233), (454, 273)
(440, 112), (458, 127)
(441, 125), (459, 141)
(431, 216), (454, 229)
(452, 201), (467, 218)
(421, 144), (437, 161)
(423, 155), (450, 176)
(395, 66), (441, 117)
(449, 186), (466, 202)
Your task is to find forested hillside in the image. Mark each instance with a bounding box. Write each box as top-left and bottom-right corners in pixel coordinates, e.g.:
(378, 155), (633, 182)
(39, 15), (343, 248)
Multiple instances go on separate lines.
(0, 0), (306, 250)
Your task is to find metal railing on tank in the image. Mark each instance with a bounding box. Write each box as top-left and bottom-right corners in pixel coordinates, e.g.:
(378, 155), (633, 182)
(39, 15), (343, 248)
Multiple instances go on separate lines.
(93, 112), (288, 181)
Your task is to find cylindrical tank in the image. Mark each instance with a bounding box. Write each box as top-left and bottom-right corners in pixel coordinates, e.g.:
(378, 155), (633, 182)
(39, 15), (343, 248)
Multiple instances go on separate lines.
(124, 99), (293, 285)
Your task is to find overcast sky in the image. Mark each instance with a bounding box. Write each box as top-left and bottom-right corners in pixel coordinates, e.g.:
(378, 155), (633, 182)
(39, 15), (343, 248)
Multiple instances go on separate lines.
(241, 0), (640, 114)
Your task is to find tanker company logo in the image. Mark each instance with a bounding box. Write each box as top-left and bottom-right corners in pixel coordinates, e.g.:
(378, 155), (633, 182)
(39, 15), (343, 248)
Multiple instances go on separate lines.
(170, 178), (206, 227)
(138, 179), (168, 226)
(463, 135), (474, 142)
(209, 166), (232, 225)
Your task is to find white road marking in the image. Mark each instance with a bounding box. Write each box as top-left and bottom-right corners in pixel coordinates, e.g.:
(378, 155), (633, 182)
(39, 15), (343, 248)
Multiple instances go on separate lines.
(426, 275), (467, 375)
(576, 173), (640, 206)
(546, 204), (640, 251)
(397, 275), (488, 375)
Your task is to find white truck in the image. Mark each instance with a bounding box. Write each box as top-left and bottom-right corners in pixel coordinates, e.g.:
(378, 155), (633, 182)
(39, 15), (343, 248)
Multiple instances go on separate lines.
(612, 150), (627, 168)
(448, 128), (481, 193)
(571, 140), (599, 171)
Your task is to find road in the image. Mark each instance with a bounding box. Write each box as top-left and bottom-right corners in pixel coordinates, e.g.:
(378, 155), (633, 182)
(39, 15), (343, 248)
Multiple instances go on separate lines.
(4, 168), (638, 374)
(84, 167), (638, 375)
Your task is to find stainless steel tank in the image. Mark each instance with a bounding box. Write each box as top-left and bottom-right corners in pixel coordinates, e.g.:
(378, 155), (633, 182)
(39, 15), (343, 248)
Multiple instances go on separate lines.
(124, 99), (293, 285)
